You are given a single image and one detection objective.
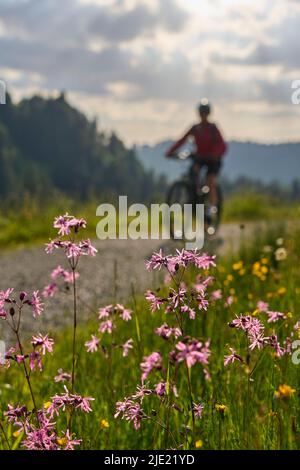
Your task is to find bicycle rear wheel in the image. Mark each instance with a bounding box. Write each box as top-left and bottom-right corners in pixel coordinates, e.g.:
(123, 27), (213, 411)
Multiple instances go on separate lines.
(166, 181), (193, 239)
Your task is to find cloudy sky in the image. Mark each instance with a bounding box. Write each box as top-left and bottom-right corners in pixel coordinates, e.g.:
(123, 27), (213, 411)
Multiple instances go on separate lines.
(0, 0), (299, 144)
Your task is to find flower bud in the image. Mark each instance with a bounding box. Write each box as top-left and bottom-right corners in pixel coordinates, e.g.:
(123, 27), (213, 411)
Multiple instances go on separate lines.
(19, 292), (27, 301)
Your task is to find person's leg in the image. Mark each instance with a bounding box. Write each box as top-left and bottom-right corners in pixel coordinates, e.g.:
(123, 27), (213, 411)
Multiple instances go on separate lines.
(192, 161), (201, 193)
(206, 173), (218, 206)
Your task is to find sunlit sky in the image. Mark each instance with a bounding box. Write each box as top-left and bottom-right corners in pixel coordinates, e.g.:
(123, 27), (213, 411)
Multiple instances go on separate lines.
(0, 0), (300, 145)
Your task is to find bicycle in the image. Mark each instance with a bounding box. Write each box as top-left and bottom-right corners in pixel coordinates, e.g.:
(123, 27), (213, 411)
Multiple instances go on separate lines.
(166, 151), (223, 239)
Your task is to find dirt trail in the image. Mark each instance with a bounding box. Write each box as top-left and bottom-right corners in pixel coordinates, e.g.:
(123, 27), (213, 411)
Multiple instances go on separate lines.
(0, 221), (262, 338)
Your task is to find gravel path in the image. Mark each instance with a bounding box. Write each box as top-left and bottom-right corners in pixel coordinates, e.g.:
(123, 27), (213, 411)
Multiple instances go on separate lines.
(0, 221), (260, 339)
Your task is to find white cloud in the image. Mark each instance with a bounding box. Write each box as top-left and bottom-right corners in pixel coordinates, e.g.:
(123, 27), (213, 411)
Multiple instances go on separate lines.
(0, 0), (299, 144)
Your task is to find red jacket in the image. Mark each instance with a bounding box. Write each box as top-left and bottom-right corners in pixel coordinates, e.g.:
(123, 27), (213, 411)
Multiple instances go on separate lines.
(166, 122), (227, 159)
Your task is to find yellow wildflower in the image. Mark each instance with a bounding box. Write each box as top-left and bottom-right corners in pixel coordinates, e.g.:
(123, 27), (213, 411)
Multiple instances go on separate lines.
(215, 404), (227, 414)
(233, 261), (243, 271)
(274, 384), (296, 399)
(100, 419), (110, 429)
(195, 439), (203, 449)
(277, 287), (287, 296)
(57, 437), (68, 446)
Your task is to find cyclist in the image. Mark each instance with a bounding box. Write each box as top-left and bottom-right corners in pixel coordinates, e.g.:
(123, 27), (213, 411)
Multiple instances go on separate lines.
(165, 99), (227, 214)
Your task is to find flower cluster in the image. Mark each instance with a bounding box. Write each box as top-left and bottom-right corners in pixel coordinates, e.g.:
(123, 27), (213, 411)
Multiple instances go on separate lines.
(45, 213), (97, 261)
(115, 249), (213, 431)
(43, 265), (79, 298)
(46, 386), (94, 419)
(5, 405), (81, 450)
(85, 303), (134, 358)
(226, 312), (290, 364)
(0, 288), (43, 320)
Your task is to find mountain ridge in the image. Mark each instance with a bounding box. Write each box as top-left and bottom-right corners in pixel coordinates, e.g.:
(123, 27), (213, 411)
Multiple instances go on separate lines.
(136, 140), (300, 184)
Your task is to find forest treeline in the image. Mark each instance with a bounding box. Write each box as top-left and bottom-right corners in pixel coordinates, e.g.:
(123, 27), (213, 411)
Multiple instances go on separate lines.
(0, 92), (165, 206)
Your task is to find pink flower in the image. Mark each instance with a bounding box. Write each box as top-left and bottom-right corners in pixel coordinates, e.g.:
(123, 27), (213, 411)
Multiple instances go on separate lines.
(115, 399), (144, 430)
(29, 351), (42, 371)
(193, 253), (216, 270)
(53, 214), (87, 236)
(60, 430), (82, 450)
(31, 334), (54, 355)
(85, 335), (100, 353)
(198, 297), (209, 311)
(79, 239), (97, 257)
(51, 265), (66, 280)
(193, 403), (204, 419)
(54, 369), (72, 383)
(47, 386), (94, 418)
(257, 300), (269, 312)
(225, 295), (234, 307)
(140, 352), (162, 382)
(5, 404), (29, 430)
(42, 283), (58, 298)
(131, 385), (152, 401)
(146, 250), (170, 271)
(155, 323), (181, 339)
(224, 347), (243, 366)
(211, 289), (222, 301)
(98, 305), (113, 319)
(169, 287), (186, 309)
(22, 428), (58, 450)
(117, 304), (132, 321)
(30, 291), (44, 317)
(54, 214), (73, 236)
(122, 339), (133, 357)
(267, 311), (286, 323)
(50, 265), (78, 284)
(181, 305), (196, 319)
(173, 339), (211, 368)
(99, 320), (113, 334)
(265, 335), (285, 357)
(194, 276), (214, 296)
(145, 291), (164, 312)
(0, 288), (14, 318)
(146, 249), (216, 272)
(155, 381), (166, 396)
(16, 355), (26, 364)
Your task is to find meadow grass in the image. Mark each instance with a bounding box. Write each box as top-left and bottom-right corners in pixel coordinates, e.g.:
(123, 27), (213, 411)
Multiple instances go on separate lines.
(0, 193), (299, 250)
(0, 222), (300, 450)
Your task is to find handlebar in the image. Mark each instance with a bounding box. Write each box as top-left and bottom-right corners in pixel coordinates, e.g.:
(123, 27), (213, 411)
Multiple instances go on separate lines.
(167, 150), (195, 160)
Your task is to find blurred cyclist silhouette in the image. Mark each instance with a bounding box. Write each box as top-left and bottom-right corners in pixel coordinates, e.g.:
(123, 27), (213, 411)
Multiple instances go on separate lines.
(165, 99), (227, 215)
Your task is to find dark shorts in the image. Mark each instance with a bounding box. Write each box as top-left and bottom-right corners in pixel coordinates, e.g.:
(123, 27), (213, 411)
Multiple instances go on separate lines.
(197, 158), (222, 176)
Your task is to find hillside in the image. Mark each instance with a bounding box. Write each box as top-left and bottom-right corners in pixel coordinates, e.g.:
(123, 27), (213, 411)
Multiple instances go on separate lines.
(136, 140), (300, 184)
(0, 93), (162, 204)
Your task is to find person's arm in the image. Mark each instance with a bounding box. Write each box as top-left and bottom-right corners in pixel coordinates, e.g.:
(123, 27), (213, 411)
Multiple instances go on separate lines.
(165, 127), (193, 157)
(211, 124), (227, 158)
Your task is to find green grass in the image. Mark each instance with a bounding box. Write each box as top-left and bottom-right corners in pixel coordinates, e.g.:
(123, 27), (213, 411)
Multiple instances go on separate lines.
(0, 192), (299, 250)
(223, 192), (300, 222)
(1, 223), (300, 449)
